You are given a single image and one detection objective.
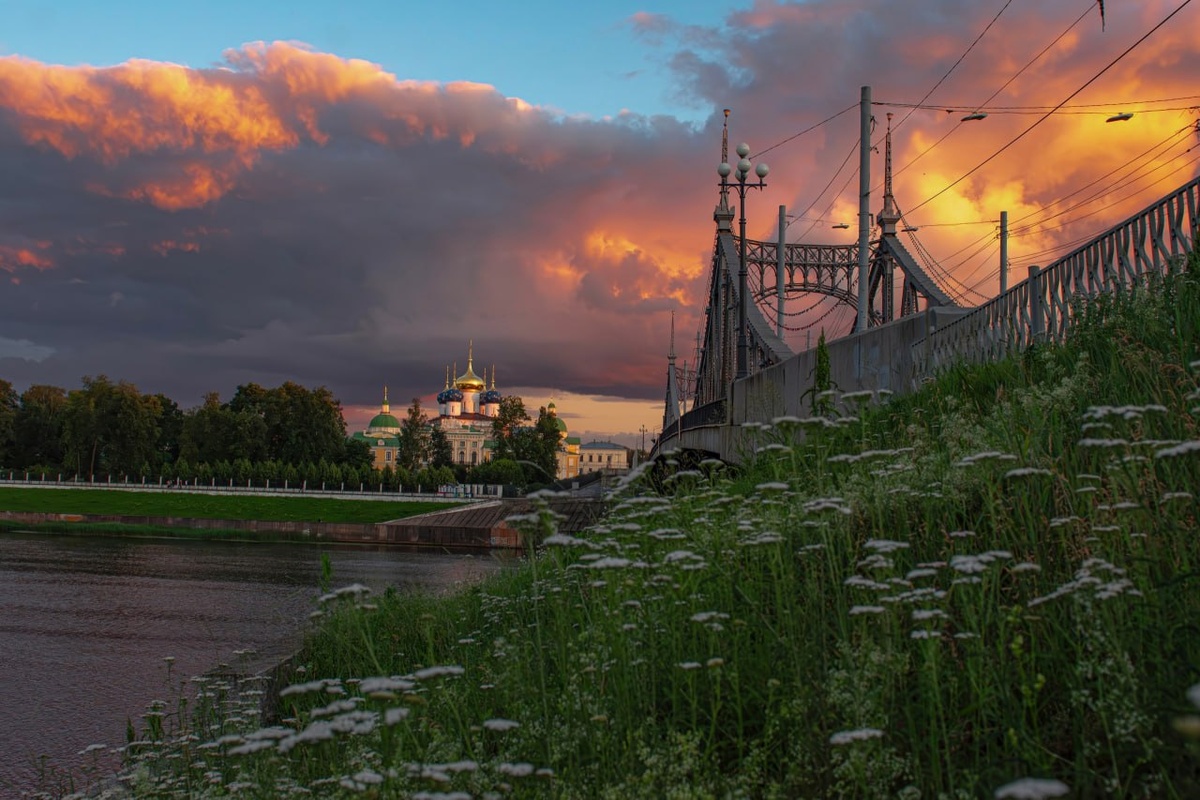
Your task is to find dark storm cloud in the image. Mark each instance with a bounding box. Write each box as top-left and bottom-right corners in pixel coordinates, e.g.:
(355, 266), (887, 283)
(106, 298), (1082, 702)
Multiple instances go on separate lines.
(1, 2), (1197, 427)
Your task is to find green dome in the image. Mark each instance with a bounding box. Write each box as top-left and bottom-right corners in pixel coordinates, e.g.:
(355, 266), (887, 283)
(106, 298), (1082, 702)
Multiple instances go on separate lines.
(554, 416), (568, 432)
(368, 412), (401, 431)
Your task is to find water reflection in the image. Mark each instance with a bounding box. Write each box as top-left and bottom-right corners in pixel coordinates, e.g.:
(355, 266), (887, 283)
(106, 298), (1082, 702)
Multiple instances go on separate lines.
(0, 532), (505, 795)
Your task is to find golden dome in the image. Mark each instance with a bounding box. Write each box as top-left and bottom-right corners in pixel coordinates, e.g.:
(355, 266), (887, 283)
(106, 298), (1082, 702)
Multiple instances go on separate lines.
(455, 341), (486, 391)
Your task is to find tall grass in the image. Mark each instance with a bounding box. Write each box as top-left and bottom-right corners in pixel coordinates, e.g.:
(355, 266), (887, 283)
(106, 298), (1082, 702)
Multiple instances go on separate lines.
(90, 254), (1200, 798)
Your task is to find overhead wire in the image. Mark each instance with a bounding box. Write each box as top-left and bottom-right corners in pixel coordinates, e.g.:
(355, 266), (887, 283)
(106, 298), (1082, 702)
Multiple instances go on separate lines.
(922, 125), (1195, 269)
(1010, 149), (1200, 263)
(890, 0), (1016, 134)
(751, 103), (857, 159)
(880, 2), (1094, 190)
(882, 94), (1200, 112)
(1009, 126), (1197, 235)
(906, 0), (1197, 217)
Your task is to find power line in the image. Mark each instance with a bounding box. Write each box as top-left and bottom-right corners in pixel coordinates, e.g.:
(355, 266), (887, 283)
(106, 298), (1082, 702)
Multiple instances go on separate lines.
(878, 94), (1200, 113)
(751, 104), (857, 159)
(906, 0), (1197, 216)
(883, 3), (1095, 187)
(1010, 130), (1197, 235)
(788, 137), (860, 242)
(891, 0), (1016, 134)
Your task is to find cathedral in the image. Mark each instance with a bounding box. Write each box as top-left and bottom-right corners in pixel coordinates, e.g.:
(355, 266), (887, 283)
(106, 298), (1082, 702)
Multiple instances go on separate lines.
(352, 344), (580, 479)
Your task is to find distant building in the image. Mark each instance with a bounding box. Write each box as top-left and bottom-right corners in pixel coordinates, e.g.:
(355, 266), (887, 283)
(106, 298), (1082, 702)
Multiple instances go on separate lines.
(547, 402), (580, 480)
(352, 344), (579, 479)
(354, 388), (401, 470)
(579, 440), (630, 475)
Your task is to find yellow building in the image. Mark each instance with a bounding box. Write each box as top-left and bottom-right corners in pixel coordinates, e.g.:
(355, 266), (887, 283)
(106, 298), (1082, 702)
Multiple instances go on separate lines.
(547, 401), (580, 481)
(352, 345), (580, 480)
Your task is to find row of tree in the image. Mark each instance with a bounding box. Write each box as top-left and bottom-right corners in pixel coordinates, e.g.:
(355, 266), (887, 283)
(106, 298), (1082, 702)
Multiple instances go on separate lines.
(0, 376), (368, 479)
(0, 376), (567, 490)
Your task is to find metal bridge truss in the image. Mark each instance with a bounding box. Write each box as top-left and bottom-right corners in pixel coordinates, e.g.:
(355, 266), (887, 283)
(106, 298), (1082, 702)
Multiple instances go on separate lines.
(688, 217), (957, 410)
(744, 232), (956, 329)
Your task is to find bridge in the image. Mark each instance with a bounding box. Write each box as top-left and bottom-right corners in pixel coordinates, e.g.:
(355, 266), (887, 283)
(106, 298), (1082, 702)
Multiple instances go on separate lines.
(653, 116), (1199, 463)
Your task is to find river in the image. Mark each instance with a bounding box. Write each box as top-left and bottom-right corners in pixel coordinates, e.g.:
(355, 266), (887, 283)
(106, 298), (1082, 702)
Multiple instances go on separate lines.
(0, 531), (506, 796)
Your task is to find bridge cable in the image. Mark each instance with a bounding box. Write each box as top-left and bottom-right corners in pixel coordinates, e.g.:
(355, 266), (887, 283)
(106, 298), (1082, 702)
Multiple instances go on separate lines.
(905, 0), (1197, 217)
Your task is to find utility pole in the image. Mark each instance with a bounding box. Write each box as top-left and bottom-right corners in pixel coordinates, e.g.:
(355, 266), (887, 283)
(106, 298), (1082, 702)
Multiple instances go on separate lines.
(776, 204), (786, 338)
(999, 210), (1009, 294)
(856, 85), (872, 332)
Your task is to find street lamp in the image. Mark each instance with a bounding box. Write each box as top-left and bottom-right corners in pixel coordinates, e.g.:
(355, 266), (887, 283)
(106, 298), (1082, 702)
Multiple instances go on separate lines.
(718, 142), (769, 380)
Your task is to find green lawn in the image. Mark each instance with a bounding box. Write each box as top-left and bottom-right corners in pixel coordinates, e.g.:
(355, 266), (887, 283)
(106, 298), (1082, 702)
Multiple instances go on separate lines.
(0, 487), (458, 523)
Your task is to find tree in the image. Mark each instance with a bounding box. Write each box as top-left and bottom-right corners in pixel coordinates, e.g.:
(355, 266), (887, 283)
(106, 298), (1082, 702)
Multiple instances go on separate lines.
(511, 406), (562, 484)
(490, 396), (530, 462)
(61, 376), (160, 478)
(151, 393), (184, 468)
(0, 379), (16, 467)
(345, 437), (373, 471)
(429, 425), (454, 469)
(228, 381), (346, 466)
(12, 384), (67, 470)
(397, 397), (430, 472)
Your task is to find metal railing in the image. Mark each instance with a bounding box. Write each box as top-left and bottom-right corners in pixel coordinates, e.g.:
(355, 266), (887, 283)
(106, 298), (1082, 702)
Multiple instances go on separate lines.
(914, 175), (1199, 375)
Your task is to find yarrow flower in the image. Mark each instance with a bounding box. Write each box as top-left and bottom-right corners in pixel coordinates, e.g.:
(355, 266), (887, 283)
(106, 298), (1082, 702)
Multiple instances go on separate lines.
(829, 728), (884, 745)
(993, 777), (1070, 799)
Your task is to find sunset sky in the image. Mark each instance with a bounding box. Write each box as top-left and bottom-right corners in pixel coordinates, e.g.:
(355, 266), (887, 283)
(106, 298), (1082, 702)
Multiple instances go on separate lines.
(1, 0), (1197, 443)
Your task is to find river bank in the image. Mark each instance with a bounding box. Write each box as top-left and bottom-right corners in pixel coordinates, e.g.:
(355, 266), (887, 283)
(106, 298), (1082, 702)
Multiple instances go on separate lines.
(96, 264), (1200, 797)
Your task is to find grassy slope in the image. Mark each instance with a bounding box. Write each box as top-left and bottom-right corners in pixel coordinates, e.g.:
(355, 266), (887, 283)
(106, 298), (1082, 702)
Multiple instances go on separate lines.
(0, 487), (456, 524)
(115, 256), (1200, 799)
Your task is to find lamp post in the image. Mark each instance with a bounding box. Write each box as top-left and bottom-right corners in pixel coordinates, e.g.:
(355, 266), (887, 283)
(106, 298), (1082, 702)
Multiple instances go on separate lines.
(718, 142), (769, 380)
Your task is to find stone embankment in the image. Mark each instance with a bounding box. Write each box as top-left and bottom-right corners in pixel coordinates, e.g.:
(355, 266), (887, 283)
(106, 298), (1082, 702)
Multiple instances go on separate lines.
(0, 497), (604, 549)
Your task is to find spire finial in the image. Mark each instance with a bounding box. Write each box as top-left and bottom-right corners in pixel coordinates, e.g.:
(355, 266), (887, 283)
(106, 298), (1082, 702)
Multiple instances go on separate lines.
(669, 310), (677, 364)
(382, 385), (389, 413)
(444, 366), (450, 390)
(467, 339), (474, 369)
(490, 365), (496, 390)
(722, 108), (730, 165)
(879, 112), (899, 234)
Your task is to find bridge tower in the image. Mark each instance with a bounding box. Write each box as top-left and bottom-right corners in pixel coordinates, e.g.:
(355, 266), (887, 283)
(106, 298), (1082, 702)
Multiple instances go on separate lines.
(662, 311), (681, 431)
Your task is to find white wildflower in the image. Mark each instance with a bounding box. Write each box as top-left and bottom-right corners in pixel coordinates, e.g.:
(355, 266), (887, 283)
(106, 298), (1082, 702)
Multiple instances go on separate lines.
(1155, 440), (1200, 459)
(483, 718), (520, 732)
(994, 777), (1070, 799)
(849, 605), (887, 615)
(864, 538), (910, 553)
(413, 665), (464, 680)
(829, 728), (884, 745)
(1005, 467), (1052, 479)
(498, 762), (536, 777)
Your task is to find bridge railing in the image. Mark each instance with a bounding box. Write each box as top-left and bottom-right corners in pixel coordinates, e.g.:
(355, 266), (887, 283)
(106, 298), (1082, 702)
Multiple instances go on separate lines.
(914, 174), (1200, 376)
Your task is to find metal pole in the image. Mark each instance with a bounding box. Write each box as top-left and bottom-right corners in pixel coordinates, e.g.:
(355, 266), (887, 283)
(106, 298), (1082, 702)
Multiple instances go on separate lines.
(856, 85), (871, 332)
(999, 210), (1008, 294)
(736, 184), (749, 379)
(776, 204), (786, 338)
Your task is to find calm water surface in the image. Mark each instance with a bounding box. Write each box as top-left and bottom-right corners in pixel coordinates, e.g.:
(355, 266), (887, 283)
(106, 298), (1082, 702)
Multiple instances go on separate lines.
(0, 532), (505, 795)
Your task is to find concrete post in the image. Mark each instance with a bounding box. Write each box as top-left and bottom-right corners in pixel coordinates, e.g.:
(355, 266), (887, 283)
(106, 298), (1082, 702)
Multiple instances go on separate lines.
(1028, 265), (1043, 340)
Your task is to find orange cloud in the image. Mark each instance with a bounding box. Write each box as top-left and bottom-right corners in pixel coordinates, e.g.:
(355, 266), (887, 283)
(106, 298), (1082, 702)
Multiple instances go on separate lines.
(0, 244), (53, 272)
